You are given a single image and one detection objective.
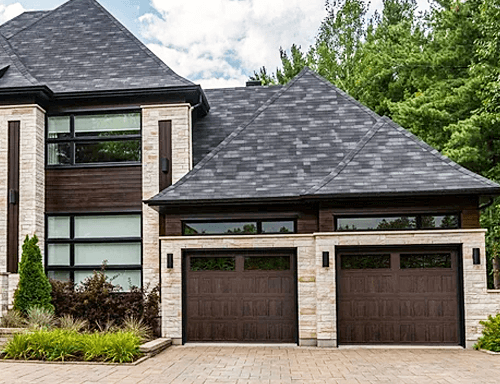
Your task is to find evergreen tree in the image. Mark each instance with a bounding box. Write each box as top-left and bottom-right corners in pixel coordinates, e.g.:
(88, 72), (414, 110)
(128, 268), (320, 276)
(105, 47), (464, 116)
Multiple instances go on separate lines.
(13, 235), (54, 314)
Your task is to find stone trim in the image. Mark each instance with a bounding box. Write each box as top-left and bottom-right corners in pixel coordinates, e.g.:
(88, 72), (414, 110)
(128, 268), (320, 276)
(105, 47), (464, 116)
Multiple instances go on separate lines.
(0, 105), (46, 113)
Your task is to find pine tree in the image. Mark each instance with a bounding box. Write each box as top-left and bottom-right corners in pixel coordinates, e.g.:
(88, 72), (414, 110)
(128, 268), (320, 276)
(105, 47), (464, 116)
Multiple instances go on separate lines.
(13, 235), (54, 314)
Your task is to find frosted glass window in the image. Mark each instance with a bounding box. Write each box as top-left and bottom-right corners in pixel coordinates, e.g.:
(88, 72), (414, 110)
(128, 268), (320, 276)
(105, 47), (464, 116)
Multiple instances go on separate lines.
(47, 116), (70, 138)
(75, 215), (140, 238)
(74, 113), (140, 134)
(48, 216), (70, 239)
(47, 270), (70, 282)
(47, 244), (70, 266)
(74, 243), (141, 266)
(74, 270), (141, 291)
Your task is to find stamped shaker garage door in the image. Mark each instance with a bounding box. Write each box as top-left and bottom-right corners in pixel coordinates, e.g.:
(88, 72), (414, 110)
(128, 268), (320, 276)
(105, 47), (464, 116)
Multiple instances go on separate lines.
(337, 248), (460, 344)
(184, 250), (297, 343)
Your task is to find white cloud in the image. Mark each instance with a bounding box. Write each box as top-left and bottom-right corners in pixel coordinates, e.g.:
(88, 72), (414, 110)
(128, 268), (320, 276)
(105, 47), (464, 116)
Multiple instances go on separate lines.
(139, 0), (326, 88)
(0, 2), (24, 24)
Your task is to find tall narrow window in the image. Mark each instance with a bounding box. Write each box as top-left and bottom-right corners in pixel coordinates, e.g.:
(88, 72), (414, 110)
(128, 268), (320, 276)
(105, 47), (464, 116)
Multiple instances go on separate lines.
(7, 121), (20, 273)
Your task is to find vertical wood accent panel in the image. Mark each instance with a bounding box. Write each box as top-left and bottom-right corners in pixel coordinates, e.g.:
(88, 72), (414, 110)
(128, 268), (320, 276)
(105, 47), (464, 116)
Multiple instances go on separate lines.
(461, 209), (480, 229)
(7, 121), (20, 273)
(45, 166), (142, 212)
(158, 120), (172, 190)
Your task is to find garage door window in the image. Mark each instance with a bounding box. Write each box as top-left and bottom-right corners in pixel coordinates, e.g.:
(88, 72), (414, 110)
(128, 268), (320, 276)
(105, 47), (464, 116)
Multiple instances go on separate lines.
(400, 253), (452, 269)
(190, 257), (236, 271)
(244, 256), (290, 270)
(341, 254), (391, 269)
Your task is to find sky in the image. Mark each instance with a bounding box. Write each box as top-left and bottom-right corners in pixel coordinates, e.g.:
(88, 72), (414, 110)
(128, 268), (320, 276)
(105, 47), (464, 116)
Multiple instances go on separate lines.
(0, 0), (430, 89)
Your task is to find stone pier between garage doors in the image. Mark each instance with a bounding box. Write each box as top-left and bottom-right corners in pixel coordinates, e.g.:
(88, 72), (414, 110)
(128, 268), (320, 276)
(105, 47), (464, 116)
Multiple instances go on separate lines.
(159, 229), (500, 348)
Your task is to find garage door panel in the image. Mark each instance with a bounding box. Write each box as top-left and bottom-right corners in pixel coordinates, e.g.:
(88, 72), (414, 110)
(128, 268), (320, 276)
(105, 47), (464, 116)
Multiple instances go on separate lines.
(338, 249), (460, 345)
(185, 251), (297, 343)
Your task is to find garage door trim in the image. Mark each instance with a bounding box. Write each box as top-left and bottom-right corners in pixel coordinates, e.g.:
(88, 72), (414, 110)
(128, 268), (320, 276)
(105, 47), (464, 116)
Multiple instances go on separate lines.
(182, 247), (298, 344)
(335, 244), (465, 346)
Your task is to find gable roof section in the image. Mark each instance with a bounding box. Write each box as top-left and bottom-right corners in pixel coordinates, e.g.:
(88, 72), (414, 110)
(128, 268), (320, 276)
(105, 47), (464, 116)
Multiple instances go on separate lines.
(0, 11), (51, 39)
(193, 86), (283, 164)
(150, 68), (380, 203)
(149, 68), (500, 205)
(0, 33), (40, 88)
(0, 0), (193, 93)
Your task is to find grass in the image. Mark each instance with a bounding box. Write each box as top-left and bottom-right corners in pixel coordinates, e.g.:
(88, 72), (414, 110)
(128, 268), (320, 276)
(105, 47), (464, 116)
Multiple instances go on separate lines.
(2, 329), (142, 363)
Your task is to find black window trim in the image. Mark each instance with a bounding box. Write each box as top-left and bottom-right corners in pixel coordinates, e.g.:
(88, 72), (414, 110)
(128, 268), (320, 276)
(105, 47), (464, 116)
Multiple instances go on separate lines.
(45, 110), (142, 169)
(182, 218), (297, 236)
(45, 212), (143, 288)
(334, 212), (461, 232)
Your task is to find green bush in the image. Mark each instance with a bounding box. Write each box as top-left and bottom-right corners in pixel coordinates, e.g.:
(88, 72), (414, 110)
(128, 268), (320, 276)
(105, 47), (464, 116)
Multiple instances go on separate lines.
(26, 306), (56, 330)
(13, 235), (53, 314)
(474, 314), (500, 352)
(50, 268), (160, 334)
(2, 329), (142, 363)
(0, 309), (26, 328)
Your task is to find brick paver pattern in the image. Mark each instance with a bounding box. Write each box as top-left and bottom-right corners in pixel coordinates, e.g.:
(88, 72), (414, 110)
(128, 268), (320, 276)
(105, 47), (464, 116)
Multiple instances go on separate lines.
(0, 346), (499, 383)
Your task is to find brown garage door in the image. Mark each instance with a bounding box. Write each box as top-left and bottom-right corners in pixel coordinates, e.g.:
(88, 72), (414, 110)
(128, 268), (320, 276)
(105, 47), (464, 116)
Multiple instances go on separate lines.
(337, 248), (460, 344)
(184, 250), (297, 343)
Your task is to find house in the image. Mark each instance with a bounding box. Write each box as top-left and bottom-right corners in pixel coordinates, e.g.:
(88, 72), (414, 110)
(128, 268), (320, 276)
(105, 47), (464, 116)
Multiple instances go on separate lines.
(1, 0), (499, 348)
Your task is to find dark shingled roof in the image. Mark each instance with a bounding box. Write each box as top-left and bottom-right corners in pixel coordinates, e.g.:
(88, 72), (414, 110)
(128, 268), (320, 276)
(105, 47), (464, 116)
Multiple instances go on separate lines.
(0, 34), (40, 87)
(0, 0), (193, 93)
(193, 86), (283, 164)
(150, 68), (500, 205)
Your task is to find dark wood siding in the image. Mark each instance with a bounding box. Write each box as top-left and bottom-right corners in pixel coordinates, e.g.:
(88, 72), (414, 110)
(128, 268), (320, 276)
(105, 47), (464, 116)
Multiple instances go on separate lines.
(46, 166), (142, 212)
(337, 247), (460, 345)
(7, 121), (20, 273)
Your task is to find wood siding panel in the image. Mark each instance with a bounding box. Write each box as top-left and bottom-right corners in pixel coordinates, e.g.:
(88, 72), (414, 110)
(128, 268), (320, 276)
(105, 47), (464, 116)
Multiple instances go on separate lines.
(7, 121), (20, 273)
(461, 209), (480, 229)
(46, 166), (142, 212)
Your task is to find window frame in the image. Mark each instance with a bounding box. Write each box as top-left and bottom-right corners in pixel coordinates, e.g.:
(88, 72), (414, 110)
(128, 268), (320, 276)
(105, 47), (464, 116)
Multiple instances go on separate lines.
(182, 218), (297, 236)
(45, 110), (142, 168)
(334, 212), (461, 232)
(44, 212), (143, 288)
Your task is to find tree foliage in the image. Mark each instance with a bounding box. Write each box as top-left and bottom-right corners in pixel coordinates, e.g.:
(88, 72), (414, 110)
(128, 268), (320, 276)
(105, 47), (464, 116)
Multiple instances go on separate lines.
(253, 0), (500, 286)
(13, 235), (54, 314)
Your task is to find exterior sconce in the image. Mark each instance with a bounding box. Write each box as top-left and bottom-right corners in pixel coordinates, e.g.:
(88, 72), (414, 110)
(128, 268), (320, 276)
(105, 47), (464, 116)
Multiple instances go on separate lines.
(167, 253), (174, 269)
(473, 248), (480, 265)
(322, 251), (330, 268)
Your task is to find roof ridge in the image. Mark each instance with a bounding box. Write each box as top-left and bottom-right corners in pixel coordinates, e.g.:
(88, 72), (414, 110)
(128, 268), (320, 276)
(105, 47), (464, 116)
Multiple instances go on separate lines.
(0, 34), (39, 85)
(153, 68), (311, 199)
(6, 5), (58, 40)
(88, 0), (193, 86)
(306, 69), (380, 122)
(305, 117), (387, 195)
(384, 119), (500, 188)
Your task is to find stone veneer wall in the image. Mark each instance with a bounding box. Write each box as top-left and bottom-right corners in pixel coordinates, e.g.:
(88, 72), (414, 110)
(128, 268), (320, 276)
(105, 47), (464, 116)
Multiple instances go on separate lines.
(0, 105), (45, 315)
(160, 229), (500, 347)
(141, 104), (192, 289)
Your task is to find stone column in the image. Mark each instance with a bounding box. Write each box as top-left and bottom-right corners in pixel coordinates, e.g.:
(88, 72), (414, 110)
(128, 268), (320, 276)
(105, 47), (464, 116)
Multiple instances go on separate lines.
(141, 104), (192, 290)
(0, 105), (45, 312)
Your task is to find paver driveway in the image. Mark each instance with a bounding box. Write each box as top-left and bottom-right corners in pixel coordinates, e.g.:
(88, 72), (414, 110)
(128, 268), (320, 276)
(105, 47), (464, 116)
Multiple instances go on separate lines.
(0, 345), (499, 383)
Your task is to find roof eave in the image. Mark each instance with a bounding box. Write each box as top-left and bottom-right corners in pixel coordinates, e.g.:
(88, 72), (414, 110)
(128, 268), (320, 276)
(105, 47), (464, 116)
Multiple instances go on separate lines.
(145, 187), (500, 209)
(0, 85), (53, 98)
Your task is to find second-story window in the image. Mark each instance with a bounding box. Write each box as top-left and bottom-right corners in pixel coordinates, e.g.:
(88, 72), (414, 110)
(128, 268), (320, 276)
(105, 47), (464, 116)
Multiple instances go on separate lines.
(46, 112), (141, 166)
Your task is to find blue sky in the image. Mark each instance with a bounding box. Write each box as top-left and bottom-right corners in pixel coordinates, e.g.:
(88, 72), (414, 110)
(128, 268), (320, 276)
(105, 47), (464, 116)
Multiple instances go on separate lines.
(0, 0), (430, 88)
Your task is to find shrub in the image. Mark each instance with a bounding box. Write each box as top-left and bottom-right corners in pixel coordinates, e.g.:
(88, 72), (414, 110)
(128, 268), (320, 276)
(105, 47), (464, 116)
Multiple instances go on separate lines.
(58, 315), (88, 332)
(13, 235), (53, 314)
(26, 306), (56, 330)
(0, 309), (25, 328)
(122, 315), (152, 342)
(475, 313), (500, 352)
(50, 267), (160, 334)
(2, 329), (141, 363)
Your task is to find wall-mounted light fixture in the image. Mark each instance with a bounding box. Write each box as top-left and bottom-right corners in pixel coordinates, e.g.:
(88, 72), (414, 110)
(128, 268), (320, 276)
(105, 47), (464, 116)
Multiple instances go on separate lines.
(167, 253), (174, 269)
(322, 251), (330, 268)
(473, 248), (481, 265)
